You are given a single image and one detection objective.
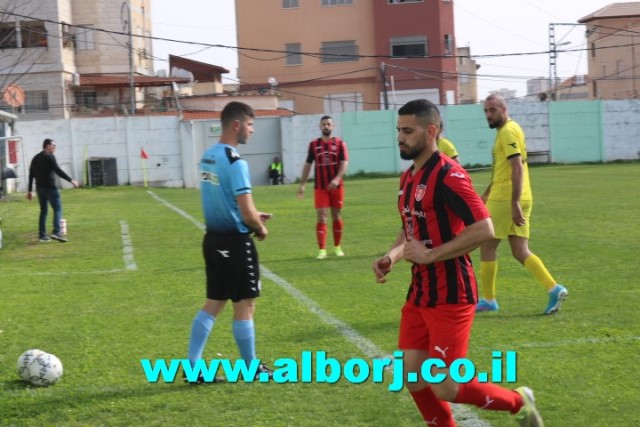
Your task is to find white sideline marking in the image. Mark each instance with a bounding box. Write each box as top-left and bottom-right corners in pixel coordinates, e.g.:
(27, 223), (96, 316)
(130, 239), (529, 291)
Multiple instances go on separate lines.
(27, 220), (137, 276)
(120, 220), (137, 271)
(147, 190), (490, 427)
(146, 190), (206, 232)
(473, 335), (640, 351)
(32, 269), (125, 276)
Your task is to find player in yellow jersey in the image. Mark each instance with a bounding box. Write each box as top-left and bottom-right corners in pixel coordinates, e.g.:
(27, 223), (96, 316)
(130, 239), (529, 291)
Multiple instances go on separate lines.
(436, 121), (460, 163)
(477, 94), (567, 314)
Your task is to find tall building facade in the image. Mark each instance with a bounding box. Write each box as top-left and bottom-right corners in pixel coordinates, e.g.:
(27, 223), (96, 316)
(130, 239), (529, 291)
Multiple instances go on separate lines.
(0, 0), (154, 120)
(579, 2), (640, 99)
(456, 46), (479, 104)
(235, 0), (459, 114)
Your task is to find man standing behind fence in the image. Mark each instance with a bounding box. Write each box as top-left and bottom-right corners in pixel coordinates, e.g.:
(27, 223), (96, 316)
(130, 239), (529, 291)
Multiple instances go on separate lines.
(27, 138), (79, 243)
(477, 94), (567, 314)
(268, 156), (283, 185)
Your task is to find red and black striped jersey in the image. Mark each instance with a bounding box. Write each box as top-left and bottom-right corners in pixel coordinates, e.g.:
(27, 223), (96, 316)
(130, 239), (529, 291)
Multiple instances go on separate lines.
(305, 137), (349, 190)
(397, 152), (490, 307)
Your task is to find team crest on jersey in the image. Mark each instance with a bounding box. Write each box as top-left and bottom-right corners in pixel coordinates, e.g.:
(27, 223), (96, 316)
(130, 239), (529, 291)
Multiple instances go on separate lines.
(415, 184), (426, 202)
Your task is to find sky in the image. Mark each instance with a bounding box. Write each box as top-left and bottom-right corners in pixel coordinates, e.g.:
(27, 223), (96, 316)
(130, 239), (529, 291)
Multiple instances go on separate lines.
(151, 0), (617, 100)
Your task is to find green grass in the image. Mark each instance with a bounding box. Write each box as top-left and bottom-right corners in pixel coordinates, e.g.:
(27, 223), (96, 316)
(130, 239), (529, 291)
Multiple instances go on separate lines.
(1, 163), (639, 426)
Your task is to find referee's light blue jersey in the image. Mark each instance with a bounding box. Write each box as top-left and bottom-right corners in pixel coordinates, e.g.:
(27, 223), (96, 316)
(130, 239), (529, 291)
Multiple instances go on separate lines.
(200, 143), (252, 233)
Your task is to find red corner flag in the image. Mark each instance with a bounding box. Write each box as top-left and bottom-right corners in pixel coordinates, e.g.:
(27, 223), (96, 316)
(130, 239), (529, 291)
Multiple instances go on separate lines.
(140, 148), (149, 159)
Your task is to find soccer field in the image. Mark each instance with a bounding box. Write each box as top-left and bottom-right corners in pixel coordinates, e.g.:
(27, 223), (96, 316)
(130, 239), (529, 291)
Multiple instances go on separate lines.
(1, 163), (639, 426)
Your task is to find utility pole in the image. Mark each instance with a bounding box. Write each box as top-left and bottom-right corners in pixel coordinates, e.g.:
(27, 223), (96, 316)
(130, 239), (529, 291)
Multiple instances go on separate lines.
(549, 24), (558, 101)
(121, 1), (136, 115)
(549, 23), (586, 101)
(380, 62), (389, 110)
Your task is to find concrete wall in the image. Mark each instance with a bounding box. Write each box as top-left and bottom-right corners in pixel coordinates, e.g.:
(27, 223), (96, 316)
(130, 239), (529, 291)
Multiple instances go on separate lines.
(7, 100), (640, 193)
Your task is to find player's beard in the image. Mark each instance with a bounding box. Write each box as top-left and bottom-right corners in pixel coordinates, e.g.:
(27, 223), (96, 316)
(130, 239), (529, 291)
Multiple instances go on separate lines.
(238, 129), (249, 144)
(322, 128), (332, 137)
(399, 134), (427, 160)
(487, 115), (504, 129)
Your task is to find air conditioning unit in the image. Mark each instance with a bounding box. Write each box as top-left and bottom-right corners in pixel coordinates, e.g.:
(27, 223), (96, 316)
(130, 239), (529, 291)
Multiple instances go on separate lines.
(72, 73), (80, 86)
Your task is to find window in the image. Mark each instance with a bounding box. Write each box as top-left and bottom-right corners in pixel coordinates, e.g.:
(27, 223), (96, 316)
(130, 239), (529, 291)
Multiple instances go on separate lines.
(76, 25), (95, 50)
(62, 23), (75, 49)
(322, 0), (353, 5)
(459, 73), (469, 84)
(0, 22), (17, 49)
(24, 91), (49, 113)
(444, 34), (453, 55)
(591, 42), (596, 58)
(321, 41), (358, 62)
(20, 21), (47, 48)
(285, 43), (302, 65)
(75, 90), (97, 109)
(391, 36), (426, 57)
(283, 0), (299, 7)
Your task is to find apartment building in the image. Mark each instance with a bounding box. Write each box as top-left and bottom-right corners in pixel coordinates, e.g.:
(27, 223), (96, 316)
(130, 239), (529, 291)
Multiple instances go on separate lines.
(579, 2), (640, 99)
(456, 46), (479, 104)
(235, 0), (460, 114)
(0, 0), (184, 120)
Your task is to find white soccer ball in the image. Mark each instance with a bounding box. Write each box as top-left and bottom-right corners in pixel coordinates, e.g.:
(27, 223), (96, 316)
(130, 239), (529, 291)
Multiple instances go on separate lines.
(27, 352), (64, 386)
(16, 349), (45, 381)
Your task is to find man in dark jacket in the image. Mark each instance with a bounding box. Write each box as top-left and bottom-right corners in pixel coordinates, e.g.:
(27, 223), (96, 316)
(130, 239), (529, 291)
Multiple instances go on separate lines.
(27, 139), (79, 242)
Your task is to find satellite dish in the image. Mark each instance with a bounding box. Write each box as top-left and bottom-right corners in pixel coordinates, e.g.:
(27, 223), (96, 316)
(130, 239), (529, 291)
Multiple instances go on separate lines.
(3, 84), (25, 107)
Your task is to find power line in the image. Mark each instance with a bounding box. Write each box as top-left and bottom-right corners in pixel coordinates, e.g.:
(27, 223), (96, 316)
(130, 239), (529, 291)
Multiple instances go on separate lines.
(5, 10), (639, 64)
(3, 10), (640, 109)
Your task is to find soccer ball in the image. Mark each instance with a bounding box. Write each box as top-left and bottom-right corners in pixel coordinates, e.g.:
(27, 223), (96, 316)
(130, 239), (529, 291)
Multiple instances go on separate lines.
(16, 349), (45, 381)
(27, 352), (64, 386)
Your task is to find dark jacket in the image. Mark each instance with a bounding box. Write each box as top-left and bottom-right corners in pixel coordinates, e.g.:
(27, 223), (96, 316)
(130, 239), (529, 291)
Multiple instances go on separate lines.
(28, 151), (73, 191)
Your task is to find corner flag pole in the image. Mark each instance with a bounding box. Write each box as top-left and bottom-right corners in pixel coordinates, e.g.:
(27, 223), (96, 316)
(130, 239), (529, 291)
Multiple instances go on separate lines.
(140, 148), (149, 188)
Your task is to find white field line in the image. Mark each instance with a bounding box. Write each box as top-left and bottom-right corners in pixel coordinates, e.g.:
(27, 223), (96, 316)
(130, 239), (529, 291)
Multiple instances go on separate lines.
(147, 190), (491, 427)
(26, 220), (137, 276)
(120, 220), (137, 271)
(31, 269), (125, 276)
(473, 335), (640, 351)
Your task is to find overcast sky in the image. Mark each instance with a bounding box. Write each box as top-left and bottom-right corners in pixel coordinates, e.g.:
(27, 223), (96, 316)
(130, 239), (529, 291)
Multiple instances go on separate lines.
(151, 0), (618, 100)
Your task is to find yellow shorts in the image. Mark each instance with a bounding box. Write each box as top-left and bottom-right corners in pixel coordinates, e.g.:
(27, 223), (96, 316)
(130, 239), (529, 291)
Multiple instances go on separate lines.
(486, 199), (532, 239)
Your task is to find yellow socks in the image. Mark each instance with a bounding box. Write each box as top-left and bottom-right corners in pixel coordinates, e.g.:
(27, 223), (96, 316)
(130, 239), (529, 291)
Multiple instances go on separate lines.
(523, 254), (556, 290)
(480, 261), (498, 300)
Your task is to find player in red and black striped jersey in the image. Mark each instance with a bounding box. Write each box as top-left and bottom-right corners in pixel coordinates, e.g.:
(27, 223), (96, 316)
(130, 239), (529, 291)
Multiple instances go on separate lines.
(297, 116), (349, 259)
(372, 99), (543, 426)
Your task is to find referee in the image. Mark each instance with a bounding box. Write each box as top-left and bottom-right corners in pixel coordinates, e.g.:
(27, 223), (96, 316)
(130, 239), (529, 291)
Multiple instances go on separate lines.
(186, 101), (272, 383)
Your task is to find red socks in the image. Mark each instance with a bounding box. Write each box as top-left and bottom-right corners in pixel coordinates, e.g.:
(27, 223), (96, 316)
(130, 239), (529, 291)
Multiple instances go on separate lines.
(317, 220), (344, 249)
(332, 219), (343, 247)
(454, 379), (523, 414)
(316, 223), (327, 249)
(410, 387), (456, 426)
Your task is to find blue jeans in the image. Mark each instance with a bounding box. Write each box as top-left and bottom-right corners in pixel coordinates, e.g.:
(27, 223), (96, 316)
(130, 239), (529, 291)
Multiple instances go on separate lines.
(37, 187), (62, 238)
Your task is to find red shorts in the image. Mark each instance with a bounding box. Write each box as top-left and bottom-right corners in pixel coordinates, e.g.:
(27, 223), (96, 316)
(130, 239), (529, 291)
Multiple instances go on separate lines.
(398, 302), (475, 364)
(314, 187), (344, 209)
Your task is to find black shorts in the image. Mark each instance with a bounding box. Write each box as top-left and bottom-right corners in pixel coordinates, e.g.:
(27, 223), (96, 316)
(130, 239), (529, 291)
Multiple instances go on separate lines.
(203, 232), (261, 302)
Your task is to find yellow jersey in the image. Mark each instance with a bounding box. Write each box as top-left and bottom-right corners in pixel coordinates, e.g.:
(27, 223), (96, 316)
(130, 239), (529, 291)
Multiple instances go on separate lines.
(437, 137), (459, 159)
(488, 120), (532, 201)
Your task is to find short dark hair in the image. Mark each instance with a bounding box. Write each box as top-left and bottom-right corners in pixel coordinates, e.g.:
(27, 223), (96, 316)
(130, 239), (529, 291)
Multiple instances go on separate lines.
(320, 115), (332, 122)
(43, 138), (55, 149)
(221, 101), (255, 129)
(398, 99), (441, 128)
